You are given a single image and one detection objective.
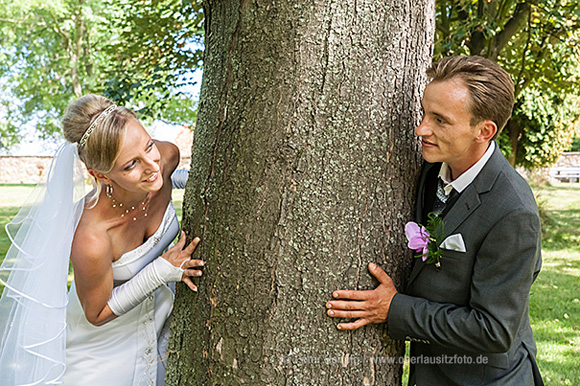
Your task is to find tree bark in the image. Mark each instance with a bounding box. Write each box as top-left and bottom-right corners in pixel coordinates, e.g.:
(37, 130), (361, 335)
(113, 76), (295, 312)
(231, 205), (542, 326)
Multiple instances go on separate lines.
(166, 1), (434, 385)
(507, 119), (521, 167)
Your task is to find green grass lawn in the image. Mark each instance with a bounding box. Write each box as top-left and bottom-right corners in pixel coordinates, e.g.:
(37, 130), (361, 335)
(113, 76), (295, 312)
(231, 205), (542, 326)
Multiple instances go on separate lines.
(0, 183), (578, 384)
(529, 183), (580, 386)
(0, 184), (35, 260)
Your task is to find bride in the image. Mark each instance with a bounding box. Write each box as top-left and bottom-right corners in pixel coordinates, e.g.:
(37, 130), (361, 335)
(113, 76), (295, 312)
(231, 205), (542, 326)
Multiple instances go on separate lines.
(0, 94), (204, 385)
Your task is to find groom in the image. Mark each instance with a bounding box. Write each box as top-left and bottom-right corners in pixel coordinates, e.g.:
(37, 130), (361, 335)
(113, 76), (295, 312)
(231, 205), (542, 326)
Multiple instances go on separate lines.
(326, 56), (543, 385)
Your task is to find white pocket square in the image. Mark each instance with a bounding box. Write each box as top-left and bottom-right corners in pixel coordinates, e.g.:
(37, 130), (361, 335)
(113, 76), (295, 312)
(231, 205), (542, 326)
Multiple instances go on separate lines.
(439, 234), (466, 252)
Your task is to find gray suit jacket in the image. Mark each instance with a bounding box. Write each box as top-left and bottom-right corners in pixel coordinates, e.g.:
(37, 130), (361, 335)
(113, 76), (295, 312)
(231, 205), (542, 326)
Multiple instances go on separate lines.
(388, 144), (543, 385)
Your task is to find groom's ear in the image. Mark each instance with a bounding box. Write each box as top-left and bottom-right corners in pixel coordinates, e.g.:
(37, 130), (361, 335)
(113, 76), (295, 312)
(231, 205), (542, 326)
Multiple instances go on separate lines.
(88, 169), (111, 185)
(475, 120), (497, 143)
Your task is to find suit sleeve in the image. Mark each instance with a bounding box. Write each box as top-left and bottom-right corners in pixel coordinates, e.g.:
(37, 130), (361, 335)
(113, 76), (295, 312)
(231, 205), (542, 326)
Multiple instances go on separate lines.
(387, 206), (542, 353)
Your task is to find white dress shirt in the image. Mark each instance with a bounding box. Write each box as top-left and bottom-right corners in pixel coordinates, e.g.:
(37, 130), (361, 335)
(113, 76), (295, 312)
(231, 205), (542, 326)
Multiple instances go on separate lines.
(438, 141), (496, 196)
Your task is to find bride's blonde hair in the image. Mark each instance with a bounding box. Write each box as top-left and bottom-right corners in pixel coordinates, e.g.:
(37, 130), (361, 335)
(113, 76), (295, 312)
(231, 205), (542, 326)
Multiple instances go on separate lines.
(62, 94), (137, 204)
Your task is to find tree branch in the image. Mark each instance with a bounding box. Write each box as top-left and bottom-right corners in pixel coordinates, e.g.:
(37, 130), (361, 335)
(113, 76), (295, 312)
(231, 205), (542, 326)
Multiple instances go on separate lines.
(514, 9), (532, 98)
(490, 1), (531, 60)
(0, 15), (31, 23)
(72, 0), (85, 97)
(47, 10), (71, 43)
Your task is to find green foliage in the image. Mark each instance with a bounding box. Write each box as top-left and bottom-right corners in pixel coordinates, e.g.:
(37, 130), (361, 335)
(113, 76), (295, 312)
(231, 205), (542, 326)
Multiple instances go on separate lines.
(510, 88), (580, 169)
(0, 0), (105, 138)
(568, 137), (580, 151)
(421, 212), (446, 266)
(496, 124), (514, 160)
(0, 100), (21, 150)
(0, 0), (203, 145)
(103, 0), (203, 123)
(435, 0), (580, 168)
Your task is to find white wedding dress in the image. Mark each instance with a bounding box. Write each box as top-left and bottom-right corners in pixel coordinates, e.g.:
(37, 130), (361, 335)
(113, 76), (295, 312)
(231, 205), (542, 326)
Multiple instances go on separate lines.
(63, 202), (179, 386)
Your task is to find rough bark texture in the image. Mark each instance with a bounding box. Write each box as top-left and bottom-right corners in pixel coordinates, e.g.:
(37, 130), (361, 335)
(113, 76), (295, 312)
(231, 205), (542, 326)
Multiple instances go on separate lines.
(166, 1), (434, 385)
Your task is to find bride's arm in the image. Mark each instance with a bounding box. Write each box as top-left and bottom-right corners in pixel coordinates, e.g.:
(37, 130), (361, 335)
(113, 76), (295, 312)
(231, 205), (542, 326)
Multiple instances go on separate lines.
(70, 228), (118, 326)
(71, 227), (203, 326)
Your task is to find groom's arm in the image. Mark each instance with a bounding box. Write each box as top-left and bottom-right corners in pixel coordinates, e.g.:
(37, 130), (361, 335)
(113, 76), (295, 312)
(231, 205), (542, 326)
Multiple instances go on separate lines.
(327, 205), (541, 354)
(387, 206), (541, 353)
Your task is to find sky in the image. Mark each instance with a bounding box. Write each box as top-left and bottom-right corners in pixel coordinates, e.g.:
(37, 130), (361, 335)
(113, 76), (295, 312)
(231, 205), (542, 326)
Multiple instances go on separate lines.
(4, 68), (203, 157)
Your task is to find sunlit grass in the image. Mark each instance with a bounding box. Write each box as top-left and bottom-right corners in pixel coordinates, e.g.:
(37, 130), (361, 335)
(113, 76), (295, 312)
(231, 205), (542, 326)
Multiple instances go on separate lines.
(530, 183), (580, 386)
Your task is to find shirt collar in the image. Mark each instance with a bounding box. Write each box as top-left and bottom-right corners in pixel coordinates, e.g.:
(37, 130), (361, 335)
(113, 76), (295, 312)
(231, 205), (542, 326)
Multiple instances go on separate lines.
(438, 141), (495, 195)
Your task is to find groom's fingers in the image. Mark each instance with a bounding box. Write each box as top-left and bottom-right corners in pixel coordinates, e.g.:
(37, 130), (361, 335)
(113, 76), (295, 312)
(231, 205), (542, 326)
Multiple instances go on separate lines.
(326, 300), (366, 311)
(368, 262), (393, 286)
(337, 318), (370, 331)
(327, 309), (368, 319)
(332, 289), (373, 300)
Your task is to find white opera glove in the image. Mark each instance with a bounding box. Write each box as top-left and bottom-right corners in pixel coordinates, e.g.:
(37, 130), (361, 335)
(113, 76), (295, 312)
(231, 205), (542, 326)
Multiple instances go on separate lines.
(107, 257), (184, 316)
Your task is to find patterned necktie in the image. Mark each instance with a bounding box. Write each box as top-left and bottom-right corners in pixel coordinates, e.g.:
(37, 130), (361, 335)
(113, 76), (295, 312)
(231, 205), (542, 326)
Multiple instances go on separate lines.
(433, 178), (449, 213)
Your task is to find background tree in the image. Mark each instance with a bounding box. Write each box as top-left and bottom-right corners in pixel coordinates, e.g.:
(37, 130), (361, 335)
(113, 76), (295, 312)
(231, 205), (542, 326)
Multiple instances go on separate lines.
(569, 136), (580, 151)
(103, 0), (204, 121)
(435, 0), (580, 168)
(0, 0), (203, 145)
(166, 1), (434, 385)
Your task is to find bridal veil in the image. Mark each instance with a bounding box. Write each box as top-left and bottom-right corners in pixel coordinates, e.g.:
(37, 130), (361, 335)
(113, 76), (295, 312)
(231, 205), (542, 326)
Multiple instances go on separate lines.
(0, 143), (86, 385)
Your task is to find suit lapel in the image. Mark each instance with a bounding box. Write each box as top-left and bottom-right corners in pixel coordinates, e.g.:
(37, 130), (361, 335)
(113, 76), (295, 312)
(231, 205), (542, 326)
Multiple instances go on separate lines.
(439, 185), (481, 236)
(415, 162), (438, 223)
(406, 144), (505, 288)
(407, 162), (440, 287)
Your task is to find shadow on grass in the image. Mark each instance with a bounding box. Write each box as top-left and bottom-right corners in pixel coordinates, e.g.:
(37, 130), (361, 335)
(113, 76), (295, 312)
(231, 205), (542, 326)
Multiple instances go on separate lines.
(541, 209), (580, 251)
(537, 183), (580, 192)
(0, 206), (19, 259)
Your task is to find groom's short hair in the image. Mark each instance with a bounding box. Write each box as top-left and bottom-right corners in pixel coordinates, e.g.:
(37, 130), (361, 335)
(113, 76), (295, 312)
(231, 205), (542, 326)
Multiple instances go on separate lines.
(427, 56), (514, 139)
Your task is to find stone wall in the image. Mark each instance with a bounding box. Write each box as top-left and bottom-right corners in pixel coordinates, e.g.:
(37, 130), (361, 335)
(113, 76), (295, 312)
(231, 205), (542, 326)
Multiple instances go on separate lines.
(0, 156), (53, 184)
(1, 125), (194, 184)
(554, 152), (580, 168)
(0, 156), (192, 184)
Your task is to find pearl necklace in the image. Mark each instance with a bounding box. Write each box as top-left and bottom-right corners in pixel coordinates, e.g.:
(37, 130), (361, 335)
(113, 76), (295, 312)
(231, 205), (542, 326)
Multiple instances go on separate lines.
(109, 193), (151, 221)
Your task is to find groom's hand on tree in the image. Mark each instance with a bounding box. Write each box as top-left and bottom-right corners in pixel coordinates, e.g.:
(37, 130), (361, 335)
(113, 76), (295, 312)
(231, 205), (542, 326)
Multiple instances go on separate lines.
(326, 263), (397, 330)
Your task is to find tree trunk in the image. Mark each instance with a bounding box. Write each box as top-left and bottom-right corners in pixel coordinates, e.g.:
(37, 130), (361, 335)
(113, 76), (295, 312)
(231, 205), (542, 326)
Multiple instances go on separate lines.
(507, 119), (521, 166)
(166, 1), (434, 385)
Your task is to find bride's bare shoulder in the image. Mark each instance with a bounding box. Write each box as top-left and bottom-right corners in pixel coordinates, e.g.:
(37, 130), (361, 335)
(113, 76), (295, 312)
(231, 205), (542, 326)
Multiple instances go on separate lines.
(155, 140), (180, 175)
(71, 207), (113, 267)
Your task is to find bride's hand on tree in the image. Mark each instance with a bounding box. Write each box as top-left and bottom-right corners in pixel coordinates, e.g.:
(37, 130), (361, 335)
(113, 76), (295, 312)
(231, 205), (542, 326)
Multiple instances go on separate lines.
(163, 231), (204, 291)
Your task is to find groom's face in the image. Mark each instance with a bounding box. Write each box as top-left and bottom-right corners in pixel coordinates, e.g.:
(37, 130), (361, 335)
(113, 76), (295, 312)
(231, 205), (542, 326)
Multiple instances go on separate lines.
(415, 78), (484, 178)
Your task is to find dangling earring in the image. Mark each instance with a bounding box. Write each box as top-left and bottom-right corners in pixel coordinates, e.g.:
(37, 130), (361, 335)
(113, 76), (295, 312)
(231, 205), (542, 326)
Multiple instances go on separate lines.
(106, 184), (113, 198)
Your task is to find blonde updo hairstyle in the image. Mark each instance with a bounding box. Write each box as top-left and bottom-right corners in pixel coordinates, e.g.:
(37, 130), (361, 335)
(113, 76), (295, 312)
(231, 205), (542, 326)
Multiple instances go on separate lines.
(62, 94), (137, 204)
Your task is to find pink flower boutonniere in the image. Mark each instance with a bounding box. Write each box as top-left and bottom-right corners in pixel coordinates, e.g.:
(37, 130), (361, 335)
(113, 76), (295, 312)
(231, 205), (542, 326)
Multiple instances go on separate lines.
(405, 213), (446, 268)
